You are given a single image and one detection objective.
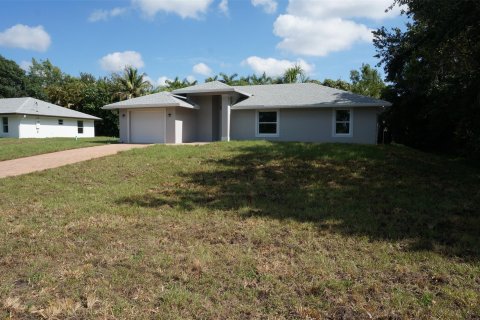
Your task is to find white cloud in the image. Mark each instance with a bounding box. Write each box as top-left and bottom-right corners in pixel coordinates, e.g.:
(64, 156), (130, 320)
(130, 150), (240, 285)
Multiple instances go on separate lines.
(157, 76), (173, 86)
(132, 0), (214, 19)
(271, 0), (400, 57)
(186, 75), (196, 83)
(20, 60), (32, 72)
(192, 62), (213, 76)
(287, 0), (400, 20)
(88, 7), (127, 22)
(274, 15), (372, 56)
(251, 0), (277, 14)
(99, 51), (145, 72)
(242, 56), (314, 77)
(218, 0), (229, 15)
(0, 24), (51, 52)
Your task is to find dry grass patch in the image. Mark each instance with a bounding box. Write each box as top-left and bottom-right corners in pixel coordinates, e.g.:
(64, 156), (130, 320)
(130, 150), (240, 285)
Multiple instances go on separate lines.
(0, 141), (479, 319)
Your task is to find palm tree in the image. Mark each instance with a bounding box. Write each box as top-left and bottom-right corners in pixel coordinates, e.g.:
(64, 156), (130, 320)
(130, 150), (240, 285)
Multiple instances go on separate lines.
(163, 77), (198, 91)
(250, 72), (273, 85)
(219, 73), (239, 85)
(282, 64), (306, 84)
(115, 66), (152, 100)
(205, 75), (218, 82)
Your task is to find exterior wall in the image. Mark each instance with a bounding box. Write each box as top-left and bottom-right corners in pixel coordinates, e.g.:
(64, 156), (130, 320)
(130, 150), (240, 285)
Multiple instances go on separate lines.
(190, 95), (213, 142)
(118, 107), (197, 144)
(175, 107), (197, 143)
(9, 115), (95, 138)
(230, 107), (379, 144)
(0, 114), (21, 138)
(118, 110), (129, 142)
(165, 107), (176, 144)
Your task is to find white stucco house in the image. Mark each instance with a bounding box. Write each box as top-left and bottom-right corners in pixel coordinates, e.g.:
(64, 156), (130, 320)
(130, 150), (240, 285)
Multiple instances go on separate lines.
(0, 97), (100, 138)
(103, 81), (391, 144)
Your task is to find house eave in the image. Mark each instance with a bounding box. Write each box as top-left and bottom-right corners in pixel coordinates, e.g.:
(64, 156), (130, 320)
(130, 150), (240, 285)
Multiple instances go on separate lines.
(0, 111), (101, 120)
(102, 103), (199, 110)
(231, 102), (391, 110)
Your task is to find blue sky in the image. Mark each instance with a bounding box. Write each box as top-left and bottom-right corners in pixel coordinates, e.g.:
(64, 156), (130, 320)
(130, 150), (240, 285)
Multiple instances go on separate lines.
(0, 0), (407, 86)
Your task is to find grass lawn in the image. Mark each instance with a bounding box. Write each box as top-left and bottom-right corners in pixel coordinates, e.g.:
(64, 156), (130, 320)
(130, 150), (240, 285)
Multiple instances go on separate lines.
(0, 137), (118, 161)
(0, 141), (478, 319)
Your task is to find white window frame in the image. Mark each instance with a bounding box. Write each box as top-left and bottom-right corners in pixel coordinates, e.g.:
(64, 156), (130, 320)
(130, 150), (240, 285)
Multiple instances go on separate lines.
(256, 110), (280, 137)
(332, 108), (353, 137)
(58, 119), (63, 125)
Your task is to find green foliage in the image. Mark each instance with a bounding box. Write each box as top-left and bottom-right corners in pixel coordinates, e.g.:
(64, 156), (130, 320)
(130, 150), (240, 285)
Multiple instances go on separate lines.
(161, 77), (198, 91)
(205, 72), (273, 86)
(0, 55), (27, 98)
(349, 63), (385, 98)
(321, 79), (352, 91)
(374, 0), (480, 157)
(26, 58), (66, 100)
(281, 64), (308, 84)
(114, 66), (152, 100)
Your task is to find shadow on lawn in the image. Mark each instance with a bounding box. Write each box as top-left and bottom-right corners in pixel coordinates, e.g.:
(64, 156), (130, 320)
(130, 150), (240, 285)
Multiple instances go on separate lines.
(118, 142), (480, 260)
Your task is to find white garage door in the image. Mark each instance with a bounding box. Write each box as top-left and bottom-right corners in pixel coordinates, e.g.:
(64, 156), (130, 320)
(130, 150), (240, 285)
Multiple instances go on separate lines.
(130, 109), (166, 143)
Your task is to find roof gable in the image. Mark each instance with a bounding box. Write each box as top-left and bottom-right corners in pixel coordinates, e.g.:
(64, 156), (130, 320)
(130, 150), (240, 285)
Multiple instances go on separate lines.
(172, 81), (233, 94)
(102, 92), (197, 110)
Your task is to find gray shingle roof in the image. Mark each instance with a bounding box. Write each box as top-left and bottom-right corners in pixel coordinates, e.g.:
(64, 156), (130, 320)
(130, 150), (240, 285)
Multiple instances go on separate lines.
(231, 83), (391, 109)
(0, 97), (101, 120)
(172, 81), (251, 96)
(172, 81), (390, 108)
(102, 92), (198, 110)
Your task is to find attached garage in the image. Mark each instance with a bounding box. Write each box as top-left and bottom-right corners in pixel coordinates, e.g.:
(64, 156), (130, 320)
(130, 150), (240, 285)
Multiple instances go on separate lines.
(103, 92), (200, 144)
(129, 109), (166, 143)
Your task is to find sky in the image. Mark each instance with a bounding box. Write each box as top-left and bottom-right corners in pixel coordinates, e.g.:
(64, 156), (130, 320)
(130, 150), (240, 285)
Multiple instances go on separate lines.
(0, 0), (407, 86)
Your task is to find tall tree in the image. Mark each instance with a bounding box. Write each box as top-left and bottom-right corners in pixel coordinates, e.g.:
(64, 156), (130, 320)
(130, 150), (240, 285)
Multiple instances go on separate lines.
(321, 79), (352, 91)
(204, 75), (218, 82)
(26, 58), (65, 101)
(281, 64), (308, 84)
(219, 73), (239, 85)
(114, 66), (152, 100)
(349, 64), (385, 98)
(0, 55), (26, 98)
(374, 0), (480, 156)
(162, 77), (197, 91)
(249, 72), (273, 85)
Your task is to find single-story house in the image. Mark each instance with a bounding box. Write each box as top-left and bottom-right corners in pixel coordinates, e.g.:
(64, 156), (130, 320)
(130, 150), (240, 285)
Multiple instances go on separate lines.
(0, 97), (100, 138)
(103, 81), (391, 144)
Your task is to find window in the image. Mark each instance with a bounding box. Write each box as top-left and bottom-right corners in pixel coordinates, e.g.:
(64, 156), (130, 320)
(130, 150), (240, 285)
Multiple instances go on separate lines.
(2, 117), (8, 133)
(77, 120), (84, 134)
(256, 111), (279, 137)
(333, 109), (353, 137)
(58, 119), (63, 125)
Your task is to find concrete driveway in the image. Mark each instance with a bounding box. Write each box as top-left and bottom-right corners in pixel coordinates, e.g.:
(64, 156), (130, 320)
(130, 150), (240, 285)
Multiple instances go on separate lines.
(0, 144), (149, 179)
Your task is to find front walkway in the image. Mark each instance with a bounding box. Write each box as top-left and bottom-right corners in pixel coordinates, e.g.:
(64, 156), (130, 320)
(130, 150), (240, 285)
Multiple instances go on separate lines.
(0, 144), (149, 179)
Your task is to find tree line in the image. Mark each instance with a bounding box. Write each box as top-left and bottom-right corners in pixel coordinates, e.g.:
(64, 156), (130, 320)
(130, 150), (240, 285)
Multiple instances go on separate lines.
(374, 0), (480, 157)
(0, 55), (384, 137)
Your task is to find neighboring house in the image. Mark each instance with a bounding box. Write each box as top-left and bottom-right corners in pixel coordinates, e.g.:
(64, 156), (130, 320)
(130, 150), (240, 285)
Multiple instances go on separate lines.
(103, 81), (391, 144)
(0, 97), (100, 138)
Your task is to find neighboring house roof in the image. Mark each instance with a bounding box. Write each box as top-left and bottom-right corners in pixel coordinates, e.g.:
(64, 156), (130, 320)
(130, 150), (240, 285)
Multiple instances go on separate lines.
(231, 83), (392, 110)
(0, 97), (101, 120)
(102, 92), (199, 110)
(172, 81), (251, 96)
